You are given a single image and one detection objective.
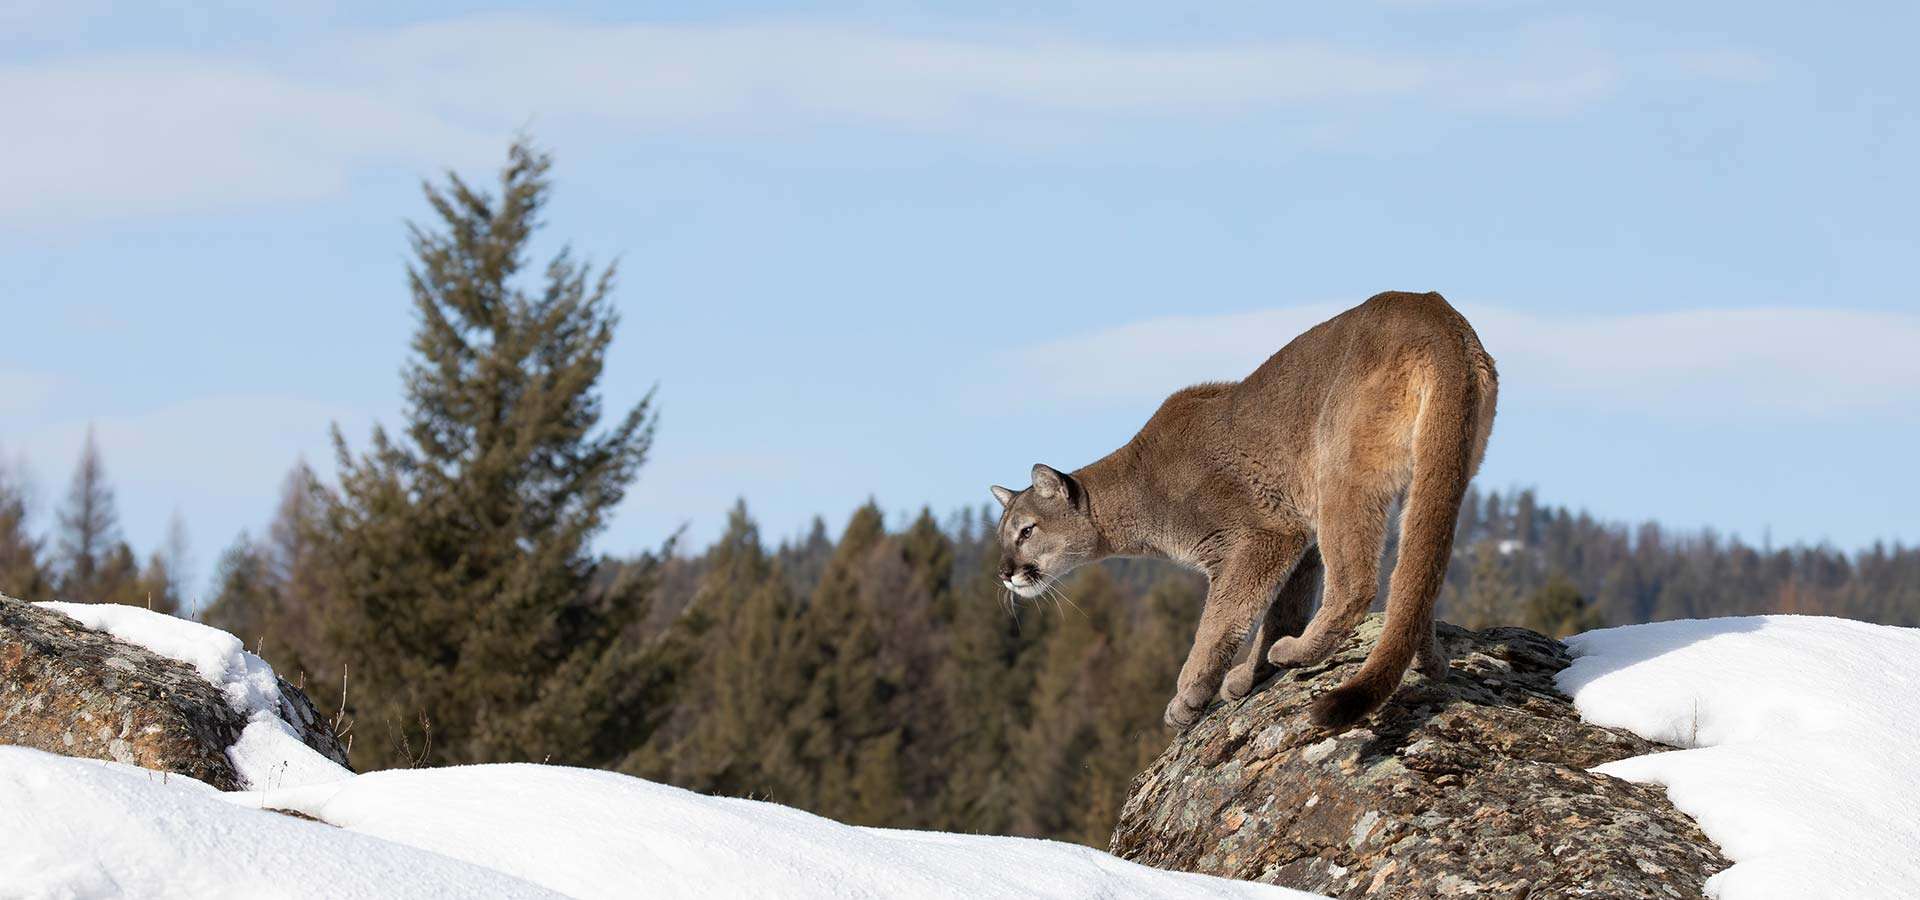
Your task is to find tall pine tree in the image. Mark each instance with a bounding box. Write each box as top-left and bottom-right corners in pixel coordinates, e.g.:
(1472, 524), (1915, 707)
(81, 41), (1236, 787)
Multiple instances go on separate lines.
(317, 139), (662, 770)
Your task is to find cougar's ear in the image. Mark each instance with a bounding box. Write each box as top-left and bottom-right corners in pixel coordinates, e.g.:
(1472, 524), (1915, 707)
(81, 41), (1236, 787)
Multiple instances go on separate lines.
(1029, 463), (1080, 506)
(990, 485), (1016, 509)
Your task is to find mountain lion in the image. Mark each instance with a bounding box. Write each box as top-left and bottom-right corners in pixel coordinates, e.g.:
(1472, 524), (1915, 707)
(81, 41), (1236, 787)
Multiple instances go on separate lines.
(991, 291), (1497, 731)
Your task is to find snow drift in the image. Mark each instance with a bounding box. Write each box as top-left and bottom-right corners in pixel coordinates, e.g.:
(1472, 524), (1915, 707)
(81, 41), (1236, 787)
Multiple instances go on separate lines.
(243, 763), (1312, 900)
(0, 749), (559, 900)
(1559, 615), (1920, 900)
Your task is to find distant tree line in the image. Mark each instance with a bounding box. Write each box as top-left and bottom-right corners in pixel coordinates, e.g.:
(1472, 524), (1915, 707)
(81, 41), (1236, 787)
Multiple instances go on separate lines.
(2, 139), (1915, 848)
(0, 430), (191, 615)
(1435, 487), (1920, 632)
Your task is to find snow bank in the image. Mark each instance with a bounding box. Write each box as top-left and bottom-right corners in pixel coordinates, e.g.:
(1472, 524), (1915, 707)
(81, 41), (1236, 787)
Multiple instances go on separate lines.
(0, 747), (560, 899)
(246, 763), (1313, 900)
(1559, 615), (1920, 900)
(0, 744), (1314, 900)
(37, 601), (350, 790)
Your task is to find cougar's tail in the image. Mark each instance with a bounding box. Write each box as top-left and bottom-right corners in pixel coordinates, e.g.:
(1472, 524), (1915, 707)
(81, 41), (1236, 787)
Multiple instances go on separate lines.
(1310, 337), (1492, 729)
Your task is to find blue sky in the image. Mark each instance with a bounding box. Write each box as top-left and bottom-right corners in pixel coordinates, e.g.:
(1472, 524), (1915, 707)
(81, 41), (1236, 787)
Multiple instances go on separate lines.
(2, 1), (1916, 601)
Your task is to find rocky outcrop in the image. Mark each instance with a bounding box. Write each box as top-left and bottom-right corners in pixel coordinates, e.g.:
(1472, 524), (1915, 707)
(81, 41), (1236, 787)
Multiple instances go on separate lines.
(1111, 616), (1727, 899)
(0, 594), (347, 790)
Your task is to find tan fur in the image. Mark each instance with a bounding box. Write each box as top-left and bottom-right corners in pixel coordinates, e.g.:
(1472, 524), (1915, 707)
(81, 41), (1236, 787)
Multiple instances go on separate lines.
(991, 291), (1497, 731)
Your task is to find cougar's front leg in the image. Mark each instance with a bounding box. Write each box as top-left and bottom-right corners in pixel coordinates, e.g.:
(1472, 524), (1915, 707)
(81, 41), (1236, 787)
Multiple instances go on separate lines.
(1166, 532), (1309, 731)
(1221, 545), (1321, 702)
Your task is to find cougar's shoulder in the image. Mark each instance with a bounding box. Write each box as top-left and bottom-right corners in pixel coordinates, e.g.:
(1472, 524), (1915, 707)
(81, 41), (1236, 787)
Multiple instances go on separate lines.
(1134, 380), (1236, 446)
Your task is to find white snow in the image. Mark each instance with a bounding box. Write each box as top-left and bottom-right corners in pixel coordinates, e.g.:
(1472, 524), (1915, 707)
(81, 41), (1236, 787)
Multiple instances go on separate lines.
(0, 748), (1314, 900)
(242, 764), (1314, 900)
(37, 601), (351, 791)
(10, 604), (1318, 900)
(1559, 615), (1920, 900)
(0, 747), (562, 899)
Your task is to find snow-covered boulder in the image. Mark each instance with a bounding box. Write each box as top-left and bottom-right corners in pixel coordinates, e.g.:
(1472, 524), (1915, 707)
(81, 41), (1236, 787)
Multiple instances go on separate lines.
(1111, 615), (1729, 898)
(0, 593), (349, 791)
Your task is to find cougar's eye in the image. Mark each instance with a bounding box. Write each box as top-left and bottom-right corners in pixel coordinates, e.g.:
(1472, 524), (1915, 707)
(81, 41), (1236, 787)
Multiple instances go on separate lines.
(1018, 524), (1035, 542)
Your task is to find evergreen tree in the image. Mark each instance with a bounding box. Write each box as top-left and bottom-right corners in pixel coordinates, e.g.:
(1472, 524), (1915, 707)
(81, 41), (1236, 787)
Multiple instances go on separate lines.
(633, 501), (798, 798)
(265, 463), (337, 683)
(1009, 565), (1123, 843)
(771, 503), (904, 822)
(203, 534), (277, 649)
(931, 527), (1041, 834)
(162, 512), (192, 610)
(1107, 571), (1203, 773)
(1523, 574), (1604, 638)
(778, 516), (834, 600)
(901, 508), (954, 607)
(53, 428), (141, 605)
(92, 542), (144, 608)
(1515, 489), (1539, 546)
(135, 550), (180, 615)
(316, 138), (661, 770)
(0, 458), (49, 600)
(1447, 541), (1519, 630)
(201, 463), (338, 694)
(127, 512), (190, 615)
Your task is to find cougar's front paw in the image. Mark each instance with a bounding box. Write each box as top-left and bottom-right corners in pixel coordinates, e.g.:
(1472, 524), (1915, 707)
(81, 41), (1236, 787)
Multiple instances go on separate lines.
(1266, 635), (1325, 668)
(1163, 687), (1211, 731)
(1219, 661), (1268, 702)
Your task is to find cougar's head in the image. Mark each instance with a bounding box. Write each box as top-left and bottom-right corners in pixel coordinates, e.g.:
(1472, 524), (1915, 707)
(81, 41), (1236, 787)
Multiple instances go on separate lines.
(990, 463), (1099, 599)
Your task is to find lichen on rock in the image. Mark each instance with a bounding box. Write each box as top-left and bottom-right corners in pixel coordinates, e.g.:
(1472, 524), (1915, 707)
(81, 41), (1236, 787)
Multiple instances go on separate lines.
(1110, 615), (1728, 899)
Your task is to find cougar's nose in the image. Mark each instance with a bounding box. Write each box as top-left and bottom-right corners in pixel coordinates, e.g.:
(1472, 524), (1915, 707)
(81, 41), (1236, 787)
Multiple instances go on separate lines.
(998, 559), (1015, 582)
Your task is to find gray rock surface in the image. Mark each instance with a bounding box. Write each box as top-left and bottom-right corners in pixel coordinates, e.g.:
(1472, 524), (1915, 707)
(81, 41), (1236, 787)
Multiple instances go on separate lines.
(0, 593), (348, 789)
(1110, 615), (1728, 898)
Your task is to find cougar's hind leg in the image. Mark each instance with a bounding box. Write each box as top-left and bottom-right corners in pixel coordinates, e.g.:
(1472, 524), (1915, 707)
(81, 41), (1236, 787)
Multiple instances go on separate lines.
(1415, 628), (1449, 681)
(1268, 481), (1391, 669)
(1309, 361), (1481, 730)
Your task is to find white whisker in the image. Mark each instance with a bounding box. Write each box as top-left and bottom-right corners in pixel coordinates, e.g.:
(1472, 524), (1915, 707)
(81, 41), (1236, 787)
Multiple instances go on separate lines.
(1058, 586), (1084, 616)
(1045, 582), (1087, 621)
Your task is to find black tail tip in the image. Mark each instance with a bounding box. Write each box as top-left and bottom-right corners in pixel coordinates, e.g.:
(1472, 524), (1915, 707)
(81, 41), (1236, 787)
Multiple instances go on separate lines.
(1309, 684), (1383, 731)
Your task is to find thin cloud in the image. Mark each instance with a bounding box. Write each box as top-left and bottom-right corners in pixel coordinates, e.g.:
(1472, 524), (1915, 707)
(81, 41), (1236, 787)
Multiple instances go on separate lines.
(1003, 303), (1920, 419)
(3, 15), (1766, 223)
(0, 57), (487, 221)
(331, 18), (1435, 124)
